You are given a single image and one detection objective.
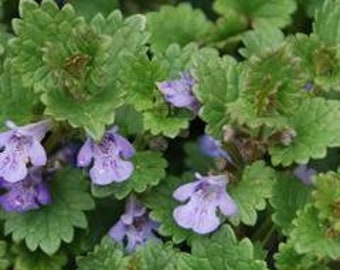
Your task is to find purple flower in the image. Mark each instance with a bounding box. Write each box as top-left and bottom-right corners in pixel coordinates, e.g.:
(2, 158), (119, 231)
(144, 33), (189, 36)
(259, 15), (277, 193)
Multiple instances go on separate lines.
(156, 73), (200, 113)
(293, 165), (317, 185)
(77, 127), (135, 185)
(109, 197), (158, 252)
(0, 168), (52, 212)
(0, 120), (51, 183)
(199, 135), (232, 162)
(173, 173), (237, 234)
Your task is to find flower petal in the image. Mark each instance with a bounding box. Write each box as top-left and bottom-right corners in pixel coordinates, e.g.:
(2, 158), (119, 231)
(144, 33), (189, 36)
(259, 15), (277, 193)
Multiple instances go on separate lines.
(36, 182), (52, 205)
(77, 139), (93, 167)
(109, 220), (127, 242)
(218, 191), (238, 217)
(89, 159), (115, 185)
(28, 140), (47, 166)
(22, 120), (52, 141)
(111, 159), (134, 183)
(173, 203), (195, 230)
(173, 182), (197, 202)
(0, 152), (27, 183)
(113, 133), (135, 159)
(0, 130), (11, 147)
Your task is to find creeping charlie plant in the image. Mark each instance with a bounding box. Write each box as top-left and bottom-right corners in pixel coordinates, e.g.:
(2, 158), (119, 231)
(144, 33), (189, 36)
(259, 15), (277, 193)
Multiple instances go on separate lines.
(0, 0), (339, 269)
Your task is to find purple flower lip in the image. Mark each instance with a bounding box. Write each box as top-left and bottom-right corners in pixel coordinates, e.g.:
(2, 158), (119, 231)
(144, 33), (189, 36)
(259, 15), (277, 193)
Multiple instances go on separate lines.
(0, 167), (52, 213)
(173, 173), (237, 234)
(156, 72), (200, 113)
(293, 165), (317, 185)
(109, 197), (158, 252)
(199, 135), (232, 162)
(0, 120), (51, 183)
(77, 126), (135, 185)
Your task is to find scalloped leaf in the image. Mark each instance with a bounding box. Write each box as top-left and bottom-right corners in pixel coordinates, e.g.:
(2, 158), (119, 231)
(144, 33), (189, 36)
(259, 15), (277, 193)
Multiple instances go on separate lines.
(239, 26), (285, 58)
(77, 237), (128, 270)
(4, 167), (95, 255)
(13, 246), (67, 270)
(179, 225), (268, 270)
(313, 0), (340, 45)
(312, 172), (340, 233)
(213, 0), (296, 29)
(229, 161), (276, 226)
(270, 173), (312, 235)
(0, 64), (41, 131)
(146, 4), (211, 52)
(290, 205), (340, 260)
(269, 98), (340, 166)
(275, 242), (330, 270)
(193, 55), (240, 137)
(72, 0), (119, 20)
(91, 151), (167, 200)
(228, 47), (302, 130)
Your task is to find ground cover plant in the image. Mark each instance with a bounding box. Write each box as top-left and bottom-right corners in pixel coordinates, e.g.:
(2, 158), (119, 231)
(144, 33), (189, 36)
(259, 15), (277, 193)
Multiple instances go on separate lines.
(0, 0), (339, 269)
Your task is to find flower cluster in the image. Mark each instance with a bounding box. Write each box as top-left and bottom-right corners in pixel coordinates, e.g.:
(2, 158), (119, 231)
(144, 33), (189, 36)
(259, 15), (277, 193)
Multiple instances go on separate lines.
(109, 196), (158, 252)
(157, 73), (200, 113)
(77, 127), (135, 185)
(173, 173), (237, 234)
(0, 120), (52, 212)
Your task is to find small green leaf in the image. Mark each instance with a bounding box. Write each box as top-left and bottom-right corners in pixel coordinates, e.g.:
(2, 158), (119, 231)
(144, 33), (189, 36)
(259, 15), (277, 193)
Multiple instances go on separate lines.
(229, 161), (276, 226)
(270, 173), (312, 235)
(290, 205), (340, 260)
(269, 98), (340, 166)
(275, 242), (330, 270)
(4, 168), (95, 255)
(193, 55), (240, 137)
(114, 105), (144, 136)
(132, 241), (184, 270)
(0, 241), (11, 270)
(77, 236), (128, 270)
(213, 0), (296, 29)
(312, 172), (340, 233)
(91, 151), (167, 199)
(147, 4), (211, 52)
(72, 0), (119, 20)
(239, 26), (285, 58)
(313, 0), (340, 45)
(179, 225), (268, 270)
(13, 246), (67, 270)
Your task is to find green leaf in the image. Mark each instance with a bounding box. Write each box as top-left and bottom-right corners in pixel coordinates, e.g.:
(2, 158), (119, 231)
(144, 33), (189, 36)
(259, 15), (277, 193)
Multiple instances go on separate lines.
(114, 105), (144, 136)
(141, 176), (196, 243)
(143, 110), (191, 139)
(269, 98), (340, 166)
(290, 205), (340, 260)
(0, 64), (41, 131)
(289, 34), (340, 92)
(132, 241), (184, 270)
(193, 55), (240, 137)
(275, 242), (330, 270)
(91, 151), (167, 200)
(72, 0), (119, 20)
(213, 0), (296, 29)
(312, 172), (340, 233)
(0, 241), (11, 270)
(147, 4), (211, 52)
(228, 47), (302, 130)
(313, 0), (340, 45)
(13, 246), (67, 270)
(4, 167), (95, 255)
(179, 225), (268, 270)
(270, 173), (312, 235)
(239, 26), (285, 58)
(77, 236), (128, 270)
(229, 161), (276, 226)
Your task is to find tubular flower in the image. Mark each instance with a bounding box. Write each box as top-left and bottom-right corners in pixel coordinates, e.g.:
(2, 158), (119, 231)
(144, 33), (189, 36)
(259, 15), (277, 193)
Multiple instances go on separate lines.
(109, 197), (158, 252)
(0, 120), (51, 183)
(293, 165), (317, 185)
(156, 73), (200, 113)
(0, 167), (51, 212)
(199, 135), (232, 162)
(173, 173), (237, 234)
(77, 127), (135, 185)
